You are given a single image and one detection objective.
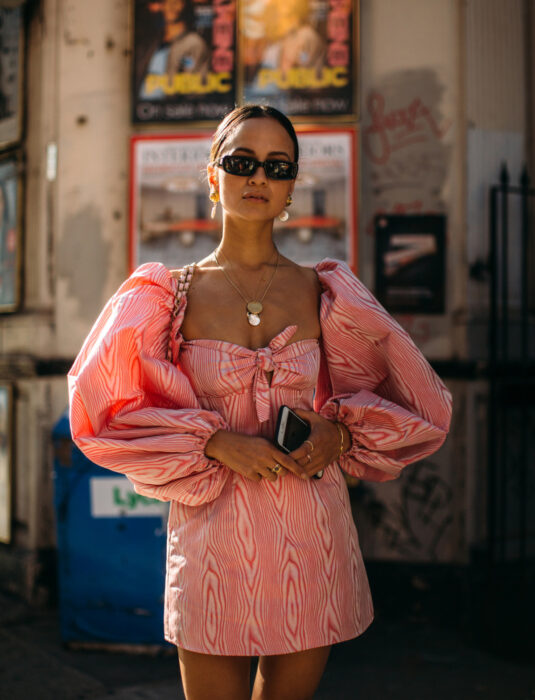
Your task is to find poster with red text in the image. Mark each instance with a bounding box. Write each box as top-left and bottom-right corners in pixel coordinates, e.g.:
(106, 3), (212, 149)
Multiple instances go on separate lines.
(132, 0), (237, 123)
(241, 0), (357, 119)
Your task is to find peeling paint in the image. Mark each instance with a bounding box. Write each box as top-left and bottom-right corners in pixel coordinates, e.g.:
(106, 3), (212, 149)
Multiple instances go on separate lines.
(57, 206), (111, 322)
(362, 68), (453, 239)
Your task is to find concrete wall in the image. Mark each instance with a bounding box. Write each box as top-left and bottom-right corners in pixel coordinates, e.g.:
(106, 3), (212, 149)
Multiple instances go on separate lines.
(54, 0), (131, 356)
(0, 0), (132, 601)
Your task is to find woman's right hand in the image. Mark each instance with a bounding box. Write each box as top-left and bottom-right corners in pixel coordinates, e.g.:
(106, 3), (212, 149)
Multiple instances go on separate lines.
(205, 430), (309, 483)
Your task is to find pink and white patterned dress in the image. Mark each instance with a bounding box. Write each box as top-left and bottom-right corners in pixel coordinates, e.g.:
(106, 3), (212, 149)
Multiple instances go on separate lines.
(68, 259), (452, 656)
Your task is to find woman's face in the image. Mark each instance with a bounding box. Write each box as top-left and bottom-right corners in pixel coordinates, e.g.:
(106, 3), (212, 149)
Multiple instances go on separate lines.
(162, 0), (184, 24)
(208, 117), (296, 224)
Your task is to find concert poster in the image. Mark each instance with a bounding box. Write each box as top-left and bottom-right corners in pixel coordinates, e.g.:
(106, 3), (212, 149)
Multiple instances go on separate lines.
(132, 0), (237, 124)
(240, 0), (358, 119)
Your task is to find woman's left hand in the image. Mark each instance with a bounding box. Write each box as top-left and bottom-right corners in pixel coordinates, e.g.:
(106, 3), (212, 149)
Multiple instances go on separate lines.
(289, 408), (349, 478)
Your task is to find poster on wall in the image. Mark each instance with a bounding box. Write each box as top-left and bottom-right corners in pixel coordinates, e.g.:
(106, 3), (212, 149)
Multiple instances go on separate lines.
(277, 127), (357, 266)
(130, 128), (357, 270)
(241, 0), (357, 119)
(0, 155), (22, 311)
(374, 214), (446, 313)
(130, 133), (217, 270)
(132, 0), (237, 124)
(0, 384), (12, 545)
(0, 7), (24, 149)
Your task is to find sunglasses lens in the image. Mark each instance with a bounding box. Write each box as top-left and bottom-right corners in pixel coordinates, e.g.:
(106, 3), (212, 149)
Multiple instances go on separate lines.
(264, 160), (296, 180)
(219, 156), (297, 180)
(222, 156), (255, 176)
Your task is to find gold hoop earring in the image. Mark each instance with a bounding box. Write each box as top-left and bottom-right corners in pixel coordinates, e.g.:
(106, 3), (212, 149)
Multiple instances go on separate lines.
(286, 194), (293, 206)
(209, 191), (219, 219)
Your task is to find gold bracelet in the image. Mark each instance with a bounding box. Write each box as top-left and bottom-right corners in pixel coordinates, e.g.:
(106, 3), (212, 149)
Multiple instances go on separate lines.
(335, 421), (344, 458)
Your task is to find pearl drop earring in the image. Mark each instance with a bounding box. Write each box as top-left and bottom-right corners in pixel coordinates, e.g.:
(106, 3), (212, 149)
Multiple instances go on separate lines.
(279, 193), (292, 222)
(209, 191), (219, 219)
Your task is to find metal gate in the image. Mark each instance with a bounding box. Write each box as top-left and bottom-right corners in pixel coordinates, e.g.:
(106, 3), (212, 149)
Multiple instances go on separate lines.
(488, 164), (534, 566)
(482, 164), (535, 660)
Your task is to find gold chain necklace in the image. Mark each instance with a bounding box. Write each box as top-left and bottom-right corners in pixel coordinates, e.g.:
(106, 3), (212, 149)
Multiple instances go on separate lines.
(214, 249), (280, 326)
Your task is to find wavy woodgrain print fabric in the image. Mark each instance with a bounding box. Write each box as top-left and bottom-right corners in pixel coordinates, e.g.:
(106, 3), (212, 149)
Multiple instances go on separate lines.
(68, 259), (452, 655)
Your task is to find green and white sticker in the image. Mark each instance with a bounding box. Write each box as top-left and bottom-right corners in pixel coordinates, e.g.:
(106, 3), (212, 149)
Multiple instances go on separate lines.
(90, 477), (167, 518)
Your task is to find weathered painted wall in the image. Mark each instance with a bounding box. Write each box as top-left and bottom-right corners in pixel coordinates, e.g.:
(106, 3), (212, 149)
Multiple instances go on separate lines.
(357, 0), (528, 563)
(54, 0), (131, 356)
(354, 379), (488, 564)
(0, 0), (133, 600)
(359, 0), (462, 361)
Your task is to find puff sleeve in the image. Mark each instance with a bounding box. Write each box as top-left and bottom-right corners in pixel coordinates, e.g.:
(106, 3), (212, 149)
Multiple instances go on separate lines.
(68, 262), (230, 506)
(314, 259), (452, 482)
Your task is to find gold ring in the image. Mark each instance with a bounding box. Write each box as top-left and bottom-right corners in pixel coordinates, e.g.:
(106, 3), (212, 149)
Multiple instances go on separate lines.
(304, 440), (314, 453)
(270, 463), (283, 474)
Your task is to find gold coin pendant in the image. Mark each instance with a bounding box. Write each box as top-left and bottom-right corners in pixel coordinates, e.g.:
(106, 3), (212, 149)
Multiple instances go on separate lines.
(247, 301), (263, 315)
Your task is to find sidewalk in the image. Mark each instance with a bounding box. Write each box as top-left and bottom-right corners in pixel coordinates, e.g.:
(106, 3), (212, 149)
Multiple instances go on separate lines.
(1, 579), (533, 700)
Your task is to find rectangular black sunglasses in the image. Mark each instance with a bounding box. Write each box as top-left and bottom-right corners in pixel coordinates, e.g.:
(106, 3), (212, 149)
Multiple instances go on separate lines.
(217, 155), (298, 180)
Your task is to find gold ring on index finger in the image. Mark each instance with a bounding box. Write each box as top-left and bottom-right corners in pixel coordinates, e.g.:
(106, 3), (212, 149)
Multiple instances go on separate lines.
(270, 463), (283, 474)
(304, 440), (314, 453)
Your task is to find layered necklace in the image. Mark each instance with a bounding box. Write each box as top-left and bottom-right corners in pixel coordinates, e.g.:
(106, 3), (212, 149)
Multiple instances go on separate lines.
(214, 248), (280, 326)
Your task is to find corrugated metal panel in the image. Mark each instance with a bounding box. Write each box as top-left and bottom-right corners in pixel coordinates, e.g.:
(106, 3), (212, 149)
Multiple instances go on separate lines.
(466, 0), (526, 133)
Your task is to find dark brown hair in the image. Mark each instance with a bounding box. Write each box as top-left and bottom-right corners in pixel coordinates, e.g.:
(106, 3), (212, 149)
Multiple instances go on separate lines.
(209, 104), (299, 165)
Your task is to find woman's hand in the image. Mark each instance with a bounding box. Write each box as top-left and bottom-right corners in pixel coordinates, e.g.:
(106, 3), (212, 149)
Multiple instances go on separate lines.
(205, 429), (310, 483)
(289, 408), (351, 478)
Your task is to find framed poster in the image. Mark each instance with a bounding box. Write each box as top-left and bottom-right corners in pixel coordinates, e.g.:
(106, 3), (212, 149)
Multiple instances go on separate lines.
(240, 0), (358, 120)
(130, 127), (357, 271)
(277, 126), (357, 267)
(0, 6), (24, 149)
(132, 0), (237, 124)
(374, 214), (446, 313)
(0, 384), (13, 544)
(0, 154), (22, 311)
(130, 132), (217, 270)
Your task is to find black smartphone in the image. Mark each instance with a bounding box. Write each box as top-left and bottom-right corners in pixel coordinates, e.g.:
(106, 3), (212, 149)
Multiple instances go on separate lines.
(274, 405), (323, 479)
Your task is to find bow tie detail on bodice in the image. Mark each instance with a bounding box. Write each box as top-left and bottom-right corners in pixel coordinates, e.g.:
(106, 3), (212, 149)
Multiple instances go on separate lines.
(252, 325), (300, 423)
(255, 346), (275, 373)
(179, 324), (320, 424)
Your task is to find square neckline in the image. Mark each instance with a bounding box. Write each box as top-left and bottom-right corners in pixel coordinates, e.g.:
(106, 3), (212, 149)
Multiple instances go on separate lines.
(172, 263), (323, 353)
(181, 329), (320, 355)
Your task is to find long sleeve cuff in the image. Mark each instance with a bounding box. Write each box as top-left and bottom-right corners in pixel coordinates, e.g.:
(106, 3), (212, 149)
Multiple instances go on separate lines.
(319, 390), (448, 482)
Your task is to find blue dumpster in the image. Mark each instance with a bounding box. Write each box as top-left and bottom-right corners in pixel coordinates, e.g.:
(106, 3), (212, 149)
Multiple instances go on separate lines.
(52, 409), (170, 647)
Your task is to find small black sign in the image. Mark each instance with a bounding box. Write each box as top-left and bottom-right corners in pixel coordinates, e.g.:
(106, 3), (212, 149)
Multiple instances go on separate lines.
(375, 214), (446, 314)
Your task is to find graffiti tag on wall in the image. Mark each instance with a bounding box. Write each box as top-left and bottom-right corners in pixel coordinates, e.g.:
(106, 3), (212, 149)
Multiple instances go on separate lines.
(356, 460), (453, 561)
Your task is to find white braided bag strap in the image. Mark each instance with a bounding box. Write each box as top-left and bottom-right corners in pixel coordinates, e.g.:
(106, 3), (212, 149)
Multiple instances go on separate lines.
(166, 263), (195, 362)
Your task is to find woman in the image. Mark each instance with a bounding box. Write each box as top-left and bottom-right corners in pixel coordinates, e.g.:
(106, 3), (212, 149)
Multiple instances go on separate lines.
(68, 105), (452, 700)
